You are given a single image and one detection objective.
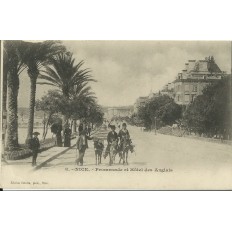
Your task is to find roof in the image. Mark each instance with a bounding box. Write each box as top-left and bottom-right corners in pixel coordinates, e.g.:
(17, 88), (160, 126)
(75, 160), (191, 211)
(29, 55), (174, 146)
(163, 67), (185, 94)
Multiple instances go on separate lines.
(173, 79), (221, 83)
(191, 57), (222, 74)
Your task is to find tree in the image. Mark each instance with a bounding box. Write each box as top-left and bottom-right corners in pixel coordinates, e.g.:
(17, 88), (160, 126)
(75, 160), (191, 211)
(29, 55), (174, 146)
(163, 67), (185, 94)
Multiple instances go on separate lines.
(68, 93), (97, 130)
(37, 52), (95, 127)
(86, 104), (104, 128)
(23, 41), (65, 142)
(138, 95), (182, 130)
(70, 84), (96, 132)
(35, 90), (65, 140)
(36, 88), (99, 137)
(3, 40), (28, 150)
(184, 77), (231, 138)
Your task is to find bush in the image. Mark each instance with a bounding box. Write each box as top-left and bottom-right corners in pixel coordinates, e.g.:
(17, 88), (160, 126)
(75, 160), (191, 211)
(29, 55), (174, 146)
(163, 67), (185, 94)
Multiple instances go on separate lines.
(5, 137), (56, 160)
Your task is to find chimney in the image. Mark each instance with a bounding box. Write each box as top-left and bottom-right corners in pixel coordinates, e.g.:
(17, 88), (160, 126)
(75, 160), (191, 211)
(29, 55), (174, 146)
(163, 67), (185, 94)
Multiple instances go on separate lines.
(188, 60), (196, 71)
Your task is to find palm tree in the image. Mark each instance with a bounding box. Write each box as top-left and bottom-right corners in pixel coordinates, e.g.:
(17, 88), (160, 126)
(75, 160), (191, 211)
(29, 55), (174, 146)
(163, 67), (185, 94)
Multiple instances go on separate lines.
(23, 41), (65, 142)
(3, 49), (8, 113)
(71, 86), (97, 132)
(3, 40), (28, 150)
(38, 52), (95, 127)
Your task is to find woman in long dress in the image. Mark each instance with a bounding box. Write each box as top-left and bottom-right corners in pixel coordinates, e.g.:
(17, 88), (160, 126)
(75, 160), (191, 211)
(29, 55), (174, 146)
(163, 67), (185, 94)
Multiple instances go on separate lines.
(64, 125), (71, 147)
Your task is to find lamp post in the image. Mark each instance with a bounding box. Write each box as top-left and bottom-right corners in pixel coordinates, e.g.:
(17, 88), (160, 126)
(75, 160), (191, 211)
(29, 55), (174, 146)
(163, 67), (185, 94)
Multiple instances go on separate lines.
(154, 116), (157, 135)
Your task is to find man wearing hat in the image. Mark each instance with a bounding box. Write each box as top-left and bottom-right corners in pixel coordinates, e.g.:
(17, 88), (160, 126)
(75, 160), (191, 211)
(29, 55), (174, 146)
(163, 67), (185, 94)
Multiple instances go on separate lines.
(104, 125), (118, 157)
(76, 130), (92, 166)
(29, 132), (40, 166)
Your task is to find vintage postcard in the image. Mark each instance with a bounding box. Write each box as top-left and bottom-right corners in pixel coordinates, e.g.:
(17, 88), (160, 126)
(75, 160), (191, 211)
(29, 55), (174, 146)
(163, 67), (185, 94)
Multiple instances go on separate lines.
(0, 40), (231, 190)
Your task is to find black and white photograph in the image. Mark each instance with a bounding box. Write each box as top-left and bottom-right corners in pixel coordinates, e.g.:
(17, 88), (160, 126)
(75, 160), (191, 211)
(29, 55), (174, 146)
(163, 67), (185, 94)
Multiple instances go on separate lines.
(1, 40), (232, 189)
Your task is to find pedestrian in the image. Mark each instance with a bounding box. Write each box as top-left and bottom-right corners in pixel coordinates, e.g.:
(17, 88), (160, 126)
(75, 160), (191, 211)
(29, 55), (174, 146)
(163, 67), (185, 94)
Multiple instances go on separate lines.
(51, 123), (63, 147)
(29, 132), (40, 166)
(87, 126), (91, 136)
(64, 124), (72, 147)
(118, 123), (130, 150)
(78, 123), (84, 135)
(76, 130), (92, 166)
(104, 125), (118, 158)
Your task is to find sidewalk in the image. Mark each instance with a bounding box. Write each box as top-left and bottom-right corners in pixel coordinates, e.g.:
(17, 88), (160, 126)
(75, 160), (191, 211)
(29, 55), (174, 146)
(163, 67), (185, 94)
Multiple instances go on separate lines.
(1, 128), (105, 173)
(2, 145), (74, 173)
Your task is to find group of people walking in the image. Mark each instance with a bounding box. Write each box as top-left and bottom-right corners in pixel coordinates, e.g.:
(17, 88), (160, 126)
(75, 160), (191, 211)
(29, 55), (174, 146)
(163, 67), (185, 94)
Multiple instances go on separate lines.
(28, 121), (133, 167)
(51, 123), (72, 147)
(76, 122), (133, 166)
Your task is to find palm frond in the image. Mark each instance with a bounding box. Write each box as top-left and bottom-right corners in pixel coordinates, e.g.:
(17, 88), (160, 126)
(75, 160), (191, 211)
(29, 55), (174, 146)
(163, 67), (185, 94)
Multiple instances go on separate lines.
(36, 82), (59, 87)
(39, 52), (96, 99)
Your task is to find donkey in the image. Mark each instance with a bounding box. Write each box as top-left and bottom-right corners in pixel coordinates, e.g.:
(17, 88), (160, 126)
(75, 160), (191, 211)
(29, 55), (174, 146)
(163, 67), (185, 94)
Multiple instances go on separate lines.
(119, 138), (131, 165)
(94, 139), (104, 165)
(109, 140), (118, 166)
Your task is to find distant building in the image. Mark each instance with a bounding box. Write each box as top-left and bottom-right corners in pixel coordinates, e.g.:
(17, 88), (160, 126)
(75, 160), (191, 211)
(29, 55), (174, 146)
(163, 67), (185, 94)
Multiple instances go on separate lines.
(173, 56), (225, 105)
(104, 106), (133, 119)
(132, 56), (226, 110)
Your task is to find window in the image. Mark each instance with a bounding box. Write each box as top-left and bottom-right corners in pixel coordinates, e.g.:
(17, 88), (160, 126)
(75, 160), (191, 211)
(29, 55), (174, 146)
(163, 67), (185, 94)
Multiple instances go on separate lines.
(190, 94), (196, 102)
(184, 94), (190, 102)
(193, 85), (197, 92)
(185, 84), (189, 92)
(189, 84), (193, 91)
(177, 95), (180, 102)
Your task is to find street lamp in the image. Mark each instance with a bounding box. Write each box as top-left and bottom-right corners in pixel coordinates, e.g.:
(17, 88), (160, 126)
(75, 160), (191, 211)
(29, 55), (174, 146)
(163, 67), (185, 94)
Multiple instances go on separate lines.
(154, 116), (157, 135)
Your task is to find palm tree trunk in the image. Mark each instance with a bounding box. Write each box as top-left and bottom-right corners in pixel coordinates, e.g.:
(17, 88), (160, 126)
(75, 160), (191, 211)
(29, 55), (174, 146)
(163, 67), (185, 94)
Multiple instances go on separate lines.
(6, 71), (19, 150)
(2, 66), (8, 151)
(3, 67), (7, 112)
(26, 73), (37, 142)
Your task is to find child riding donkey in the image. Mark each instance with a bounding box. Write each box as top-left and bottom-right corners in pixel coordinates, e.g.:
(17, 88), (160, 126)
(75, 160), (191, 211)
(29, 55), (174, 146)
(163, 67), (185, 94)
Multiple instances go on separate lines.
(104, 125), (118, 165)
(118, 123), (135, 165)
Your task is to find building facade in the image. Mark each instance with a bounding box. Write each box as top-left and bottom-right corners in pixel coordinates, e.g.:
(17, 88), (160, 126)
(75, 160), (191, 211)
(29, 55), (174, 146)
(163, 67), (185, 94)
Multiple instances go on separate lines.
(132, 56), (225, 111)
(173, 56), (225, 105)
(104, 106), (133, 119)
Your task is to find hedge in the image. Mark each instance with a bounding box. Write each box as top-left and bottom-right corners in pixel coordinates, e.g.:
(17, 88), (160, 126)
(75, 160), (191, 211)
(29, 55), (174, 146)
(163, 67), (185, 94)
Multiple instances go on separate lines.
(4, 137), (56, 160)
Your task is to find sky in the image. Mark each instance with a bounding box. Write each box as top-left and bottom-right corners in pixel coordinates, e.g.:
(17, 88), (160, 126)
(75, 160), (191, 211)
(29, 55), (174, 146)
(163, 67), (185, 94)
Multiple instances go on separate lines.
(18, 41), (231, 107)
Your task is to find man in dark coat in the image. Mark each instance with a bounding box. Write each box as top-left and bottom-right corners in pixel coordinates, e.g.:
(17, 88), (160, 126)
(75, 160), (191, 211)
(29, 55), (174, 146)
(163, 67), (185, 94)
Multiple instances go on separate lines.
(104, 125), (118, 157)
(78, 123), (84, 135)
(29, 132), (40, 166)
(76, 130), (92, 166)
